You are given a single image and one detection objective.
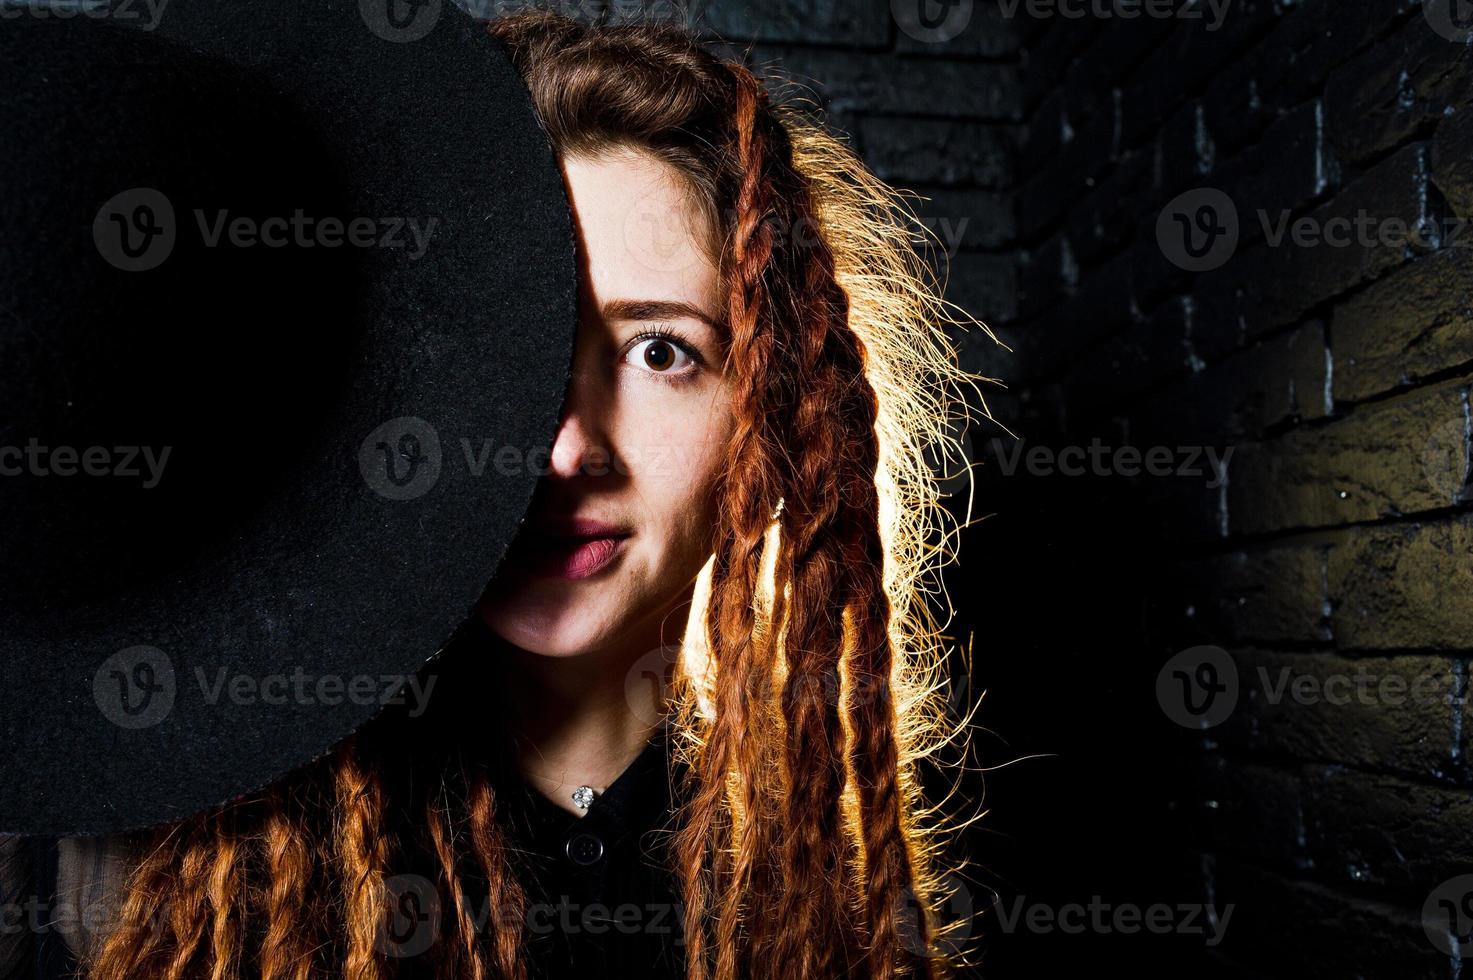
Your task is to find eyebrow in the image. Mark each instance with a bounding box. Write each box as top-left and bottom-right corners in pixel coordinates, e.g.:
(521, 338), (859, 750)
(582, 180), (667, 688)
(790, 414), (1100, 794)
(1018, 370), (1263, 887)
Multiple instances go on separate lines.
(600, 298), (725, 334)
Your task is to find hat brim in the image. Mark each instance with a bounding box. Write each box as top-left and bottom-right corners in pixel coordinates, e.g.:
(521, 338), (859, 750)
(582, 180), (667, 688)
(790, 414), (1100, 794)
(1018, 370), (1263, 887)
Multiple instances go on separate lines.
(0, 2), (575, 835)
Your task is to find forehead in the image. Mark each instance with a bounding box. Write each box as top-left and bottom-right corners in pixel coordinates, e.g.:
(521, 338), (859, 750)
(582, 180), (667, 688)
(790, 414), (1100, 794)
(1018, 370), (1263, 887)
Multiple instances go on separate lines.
(560, 149), (720, 313)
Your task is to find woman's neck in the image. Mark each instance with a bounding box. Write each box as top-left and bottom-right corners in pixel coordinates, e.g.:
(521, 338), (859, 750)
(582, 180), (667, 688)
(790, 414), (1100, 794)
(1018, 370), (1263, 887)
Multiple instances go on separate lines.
(495, 588), (690, 816)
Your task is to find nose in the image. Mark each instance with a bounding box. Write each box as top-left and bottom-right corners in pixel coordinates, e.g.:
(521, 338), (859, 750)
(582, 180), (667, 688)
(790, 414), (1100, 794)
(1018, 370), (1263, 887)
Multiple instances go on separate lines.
(546, 368), (611, 479)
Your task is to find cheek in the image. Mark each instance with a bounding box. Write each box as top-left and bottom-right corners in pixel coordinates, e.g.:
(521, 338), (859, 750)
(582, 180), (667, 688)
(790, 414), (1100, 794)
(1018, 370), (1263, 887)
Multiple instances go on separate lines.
(623, 390), (732, 556)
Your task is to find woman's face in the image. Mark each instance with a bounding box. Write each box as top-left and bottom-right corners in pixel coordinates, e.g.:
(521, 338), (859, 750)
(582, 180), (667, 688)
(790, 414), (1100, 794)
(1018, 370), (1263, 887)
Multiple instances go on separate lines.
(478, 148), (733, 660)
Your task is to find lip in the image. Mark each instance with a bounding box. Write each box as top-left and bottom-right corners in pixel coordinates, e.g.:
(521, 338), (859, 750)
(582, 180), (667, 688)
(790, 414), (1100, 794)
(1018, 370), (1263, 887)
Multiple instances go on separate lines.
(527, 516), (631, 538)
(511, 518), (631, 581)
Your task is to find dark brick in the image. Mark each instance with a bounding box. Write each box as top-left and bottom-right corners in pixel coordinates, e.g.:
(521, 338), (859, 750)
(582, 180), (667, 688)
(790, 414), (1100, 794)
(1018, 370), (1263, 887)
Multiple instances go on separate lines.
(1334, 246), (1473, 402)
(1178, 546), (1331, 646)
(1015, 232), (1076, 320)
(1191, 757), (1307, 873)
(910, 186), (1015, 250)
(1064, 147), (1152, 263)
(1156, 101), (1216, 198)
(1013, 249), (1139, 380)
(1228, 380), (1471, 535)
(1116, 0), (1282, 149)
(858, 117), (1016, 187)
(893, 0), (1025, 58)
(1243, 143), (1441, 337)
(1211, 858), (1444, 979)
(1329, 515), (1473, 650)
(1133, 322), (1329, 448)
(1017, 89), (1119, 239)
(1221, 99), (1338, 237)
(1060, 299), (1196, 417)
(1433, 101), (1473, 218)
(1251, 0), (1421, 115)
(1021, 89), (1068, 174)
(944, 251), (1019, 329)
(1200, 51), (1272, 156)
(1135, 468), (1227, 544)
(1302, 766), (1473, 895)
(691, 0), (888, 45)
(1186, 270), (1248, 361)
(745, 45), (1024, 120)
(1325, 11), (1473, 167)
(1219, 650), (1458, 779)
(1019, 16), (1093, 109)
(1059, 13), (1170, 123)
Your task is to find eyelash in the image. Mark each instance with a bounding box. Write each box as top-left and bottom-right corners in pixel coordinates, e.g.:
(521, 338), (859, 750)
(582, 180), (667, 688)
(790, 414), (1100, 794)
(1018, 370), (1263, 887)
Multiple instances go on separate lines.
(624, 326), (705, 382)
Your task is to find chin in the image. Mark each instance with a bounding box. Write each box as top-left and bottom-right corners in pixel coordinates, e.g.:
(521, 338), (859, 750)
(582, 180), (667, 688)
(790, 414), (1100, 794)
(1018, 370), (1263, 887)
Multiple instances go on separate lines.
(479, 603), (605, 659)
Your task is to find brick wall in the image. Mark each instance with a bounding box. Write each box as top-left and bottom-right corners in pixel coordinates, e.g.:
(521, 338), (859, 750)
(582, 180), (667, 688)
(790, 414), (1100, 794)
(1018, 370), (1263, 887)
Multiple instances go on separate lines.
(977, 0), (1473, 977)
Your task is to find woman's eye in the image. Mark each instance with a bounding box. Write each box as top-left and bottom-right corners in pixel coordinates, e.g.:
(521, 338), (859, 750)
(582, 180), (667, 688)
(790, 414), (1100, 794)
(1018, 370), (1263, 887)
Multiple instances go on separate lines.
(626, 336), (697, 376)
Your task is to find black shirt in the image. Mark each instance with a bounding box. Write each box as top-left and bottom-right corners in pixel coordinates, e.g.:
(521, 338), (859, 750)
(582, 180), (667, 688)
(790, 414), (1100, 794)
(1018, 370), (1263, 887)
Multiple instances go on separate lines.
(501, 720), (688, 980)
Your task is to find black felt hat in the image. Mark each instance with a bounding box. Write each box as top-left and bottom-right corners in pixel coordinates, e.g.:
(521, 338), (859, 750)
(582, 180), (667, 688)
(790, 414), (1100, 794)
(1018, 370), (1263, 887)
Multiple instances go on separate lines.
(0, 2), (576, 835)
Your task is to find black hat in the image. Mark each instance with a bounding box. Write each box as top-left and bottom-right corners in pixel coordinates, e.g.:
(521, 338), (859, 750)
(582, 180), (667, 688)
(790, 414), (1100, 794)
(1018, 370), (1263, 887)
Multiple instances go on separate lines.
(0, 1), (576, 835)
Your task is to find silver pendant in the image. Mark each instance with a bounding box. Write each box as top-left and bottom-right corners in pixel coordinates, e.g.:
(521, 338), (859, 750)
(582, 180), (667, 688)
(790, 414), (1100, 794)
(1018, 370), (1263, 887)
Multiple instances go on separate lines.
(571, 785), (596, 811)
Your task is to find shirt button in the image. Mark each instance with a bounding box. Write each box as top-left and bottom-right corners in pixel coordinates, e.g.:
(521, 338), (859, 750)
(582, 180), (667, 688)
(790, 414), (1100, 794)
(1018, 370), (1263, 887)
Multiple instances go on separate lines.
(565, 831), (605, 866)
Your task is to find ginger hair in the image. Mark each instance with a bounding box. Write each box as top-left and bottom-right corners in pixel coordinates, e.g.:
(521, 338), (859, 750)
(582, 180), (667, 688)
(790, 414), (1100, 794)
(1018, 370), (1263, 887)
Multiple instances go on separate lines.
(87, 10), (990, 980)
